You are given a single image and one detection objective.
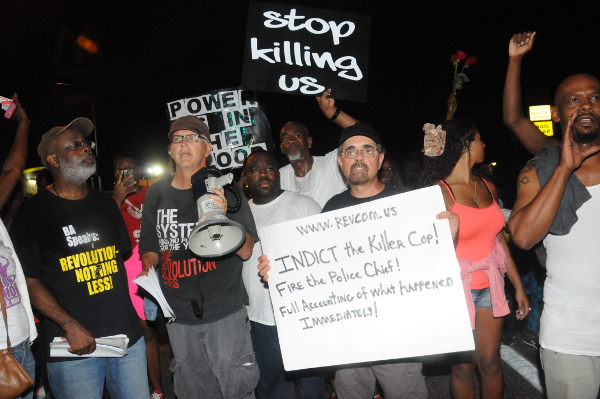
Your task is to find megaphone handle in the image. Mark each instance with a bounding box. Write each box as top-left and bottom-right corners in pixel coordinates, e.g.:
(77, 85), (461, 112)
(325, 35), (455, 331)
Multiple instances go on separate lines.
(225, 184), (243, 213)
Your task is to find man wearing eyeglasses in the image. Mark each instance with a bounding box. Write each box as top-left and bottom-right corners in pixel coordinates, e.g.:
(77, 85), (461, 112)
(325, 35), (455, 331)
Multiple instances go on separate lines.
(11, 117), (148, 398)
(319, 123), (428, 398)
(259, 123), (459, 399)
(139, 115), (259, 399)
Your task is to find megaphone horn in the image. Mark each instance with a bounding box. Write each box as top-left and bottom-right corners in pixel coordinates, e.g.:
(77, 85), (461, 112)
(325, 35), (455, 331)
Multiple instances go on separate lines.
(188, 168), (246, 258)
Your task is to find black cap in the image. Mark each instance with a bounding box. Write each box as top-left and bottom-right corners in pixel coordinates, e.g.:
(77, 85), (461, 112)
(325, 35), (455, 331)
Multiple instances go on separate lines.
(338, 123), (381, 147)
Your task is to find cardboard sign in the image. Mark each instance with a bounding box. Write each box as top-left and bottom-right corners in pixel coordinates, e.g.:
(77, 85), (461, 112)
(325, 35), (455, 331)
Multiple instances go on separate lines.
(259, 187), (474, 371)
(242, 2), (370, 102)
(166, 88), (272, 170)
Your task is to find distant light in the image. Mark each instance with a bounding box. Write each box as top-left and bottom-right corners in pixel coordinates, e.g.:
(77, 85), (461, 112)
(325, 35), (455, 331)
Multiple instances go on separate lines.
(148, 165), (164, 176)
(77, 35), (99, 54)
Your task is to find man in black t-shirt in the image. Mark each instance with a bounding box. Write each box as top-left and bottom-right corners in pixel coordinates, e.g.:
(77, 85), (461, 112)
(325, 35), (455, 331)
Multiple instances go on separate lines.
(139, 115), (259, 399)
(260, 123), (460, 399)
(11, 118), (147, 399)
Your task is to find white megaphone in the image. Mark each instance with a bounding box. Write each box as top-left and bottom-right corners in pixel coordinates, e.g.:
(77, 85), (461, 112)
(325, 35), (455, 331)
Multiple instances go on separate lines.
(188, 167), (246, 258)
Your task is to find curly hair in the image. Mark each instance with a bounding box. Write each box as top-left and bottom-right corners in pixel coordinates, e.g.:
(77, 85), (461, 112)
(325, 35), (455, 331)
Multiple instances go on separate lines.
(418, 119), (479, 188)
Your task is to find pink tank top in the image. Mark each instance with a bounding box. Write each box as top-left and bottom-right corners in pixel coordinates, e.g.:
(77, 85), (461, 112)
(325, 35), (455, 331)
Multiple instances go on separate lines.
(440, 179), (505, 288)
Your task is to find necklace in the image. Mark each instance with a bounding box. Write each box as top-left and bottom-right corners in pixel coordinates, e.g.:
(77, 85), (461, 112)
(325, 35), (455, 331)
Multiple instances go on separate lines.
(462, 178), (478, 202)
(449, 176), (478, 202)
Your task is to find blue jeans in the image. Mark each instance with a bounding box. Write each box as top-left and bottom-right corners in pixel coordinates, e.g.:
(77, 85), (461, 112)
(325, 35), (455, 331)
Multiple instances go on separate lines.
(250, 321), (294, 399)
(471, 287), (492, 309)
(46, 337), (148, 399)
(12, 339), (35, 399)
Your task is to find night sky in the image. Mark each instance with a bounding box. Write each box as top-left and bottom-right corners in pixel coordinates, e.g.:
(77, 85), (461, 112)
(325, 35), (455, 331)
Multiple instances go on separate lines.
(1, 1), (598, 203)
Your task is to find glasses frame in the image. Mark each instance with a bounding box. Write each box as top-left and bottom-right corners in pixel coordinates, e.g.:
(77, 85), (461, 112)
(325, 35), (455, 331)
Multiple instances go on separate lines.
(169, 133), (209, 144)
(61, 140), (96, 151)
(340, 146), (380, 159)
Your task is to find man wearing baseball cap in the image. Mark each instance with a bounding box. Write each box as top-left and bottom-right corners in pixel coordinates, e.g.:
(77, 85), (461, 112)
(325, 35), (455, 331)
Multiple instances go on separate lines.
(139, 115), (259, 398)
(11, 117), (148, 398)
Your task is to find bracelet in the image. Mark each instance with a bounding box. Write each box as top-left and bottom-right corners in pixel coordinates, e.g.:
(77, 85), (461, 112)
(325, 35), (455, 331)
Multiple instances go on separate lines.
(329, 107), (341, 122)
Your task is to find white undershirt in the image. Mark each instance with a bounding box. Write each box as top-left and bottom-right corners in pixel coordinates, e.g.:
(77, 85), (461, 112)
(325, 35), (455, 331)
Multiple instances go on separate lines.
(541, 184), (600, 355)
(242, 191), (321, 325)
(279, 149), (347, 208)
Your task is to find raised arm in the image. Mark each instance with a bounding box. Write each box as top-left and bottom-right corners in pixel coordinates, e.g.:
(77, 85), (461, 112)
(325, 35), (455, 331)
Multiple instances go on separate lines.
(0, 94), (29, 209)
(503, 31), (557, 154)
(445, 93), (457, 121)
(112, 170), (136, 207)
(316, 88), (359, 128)
(508, 113), (600, 249)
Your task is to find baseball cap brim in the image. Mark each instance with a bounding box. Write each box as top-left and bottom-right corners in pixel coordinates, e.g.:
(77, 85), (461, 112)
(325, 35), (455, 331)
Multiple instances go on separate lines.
(37, 117), (94, 167)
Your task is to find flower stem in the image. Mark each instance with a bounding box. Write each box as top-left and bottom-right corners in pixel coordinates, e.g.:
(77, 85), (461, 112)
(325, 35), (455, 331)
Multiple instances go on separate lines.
(453, 61), (459, 92)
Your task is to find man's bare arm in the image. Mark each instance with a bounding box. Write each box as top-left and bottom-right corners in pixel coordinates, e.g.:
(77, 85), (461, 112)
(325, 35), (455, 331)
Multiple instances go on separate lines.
(508, 113), (600, 249)
(0, 94), (29, 209)
(236, 233), (254, 261)
(317, 89), (359, 129)
(140, 252), (159, 274)
(503, 31), (557, 154)
(26, 277), (96, 355)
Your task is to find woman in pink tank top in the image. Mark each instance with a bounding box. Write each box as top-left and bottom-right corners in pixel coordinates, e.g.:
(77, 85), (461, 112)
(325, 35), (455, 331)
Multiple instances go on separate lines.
(420, 119), (529, 399)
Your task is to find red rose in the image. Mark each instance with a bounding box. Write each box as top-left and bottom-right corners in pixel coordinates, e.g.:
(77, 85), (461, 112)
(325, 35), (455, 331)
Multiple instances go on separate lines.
(465, 56), (477, 66)
(456, 50), (467, 61)
(450, 54), (459, 63)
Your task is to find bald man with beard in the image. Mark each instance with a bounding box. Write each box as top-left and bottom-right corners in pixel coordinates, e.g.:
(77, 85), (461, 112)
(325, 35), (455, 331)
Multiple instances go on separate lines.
(505, 31), (600, 399)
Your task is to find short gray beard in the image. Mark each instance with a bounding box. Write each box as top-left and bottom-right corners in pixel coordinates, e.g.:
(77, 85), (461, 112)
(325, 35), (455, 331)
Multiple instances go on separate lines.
(59, 160), (96, 184)
(349, 174), (370, 185)
(287, 152), (305, 162)
(348, 163), (370, 185)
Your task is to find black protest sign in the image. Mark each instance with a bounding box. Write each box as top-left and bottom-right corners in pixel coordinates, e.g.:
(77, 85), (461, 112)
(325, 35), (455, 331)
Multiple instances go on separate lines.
(166, 88), (271, 170)
(242, 2), (370, 103)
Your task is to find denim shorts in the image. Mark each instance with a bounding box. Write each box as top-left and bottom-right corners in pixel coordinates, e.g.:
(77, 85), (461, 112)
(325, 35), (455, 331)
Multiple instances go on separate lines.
(471, 287), (492, 309)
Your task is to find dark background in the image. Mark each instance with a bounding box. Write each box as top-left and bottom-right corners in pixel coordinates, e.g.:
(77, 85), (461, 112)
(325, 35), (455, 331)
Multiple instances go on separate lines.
(1, 0), (597, 206)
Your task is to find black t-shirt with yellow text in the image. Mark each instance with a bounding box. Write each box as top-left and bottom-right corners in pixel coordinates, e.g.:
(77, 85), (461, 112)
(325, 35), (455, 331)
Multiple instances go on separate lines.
(11, 188), (141, 361)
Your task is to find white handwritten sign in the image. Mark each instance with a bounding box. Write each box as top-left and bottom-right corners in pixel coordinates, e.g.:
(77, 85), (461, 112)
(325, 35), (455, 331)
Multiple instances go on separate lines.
(259, 186), (474, 371)
(166, 88), (271, 170)
(242, 2), (370, 102)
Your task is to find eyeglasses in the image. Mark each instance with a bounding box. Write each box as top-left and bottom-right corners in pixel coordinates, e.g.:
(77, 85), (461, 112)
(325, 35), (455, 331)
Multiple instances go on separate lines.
(341, 146), (379, 159)
(63, 140), (96, 151)
(170, 134), (209, 144)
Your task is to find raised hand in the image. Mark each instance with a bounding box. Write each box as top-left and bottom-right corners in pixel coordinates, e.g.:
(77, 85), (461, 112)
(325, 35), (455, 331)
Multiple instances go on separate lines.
(446, 93), (457, 120)
(508, 31), (536, 58)
(112, 170), (136, 205)
(316, 88), (336, 119)
(11, 93), (29, 125)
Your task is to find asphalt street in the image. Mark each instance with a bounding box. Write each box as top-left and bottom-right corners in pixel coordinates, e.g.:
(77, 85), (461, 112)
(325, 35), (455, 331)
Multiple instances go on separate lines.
(155, 329), (581, 398)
